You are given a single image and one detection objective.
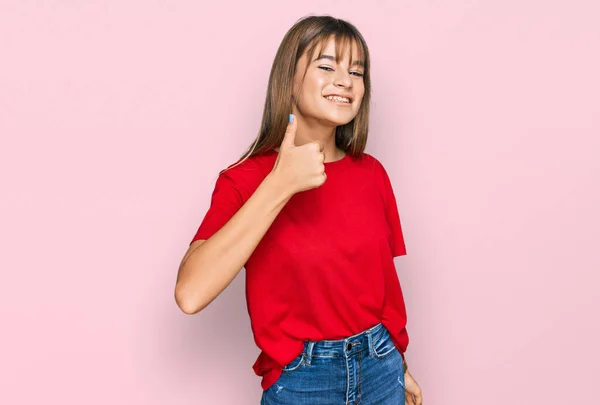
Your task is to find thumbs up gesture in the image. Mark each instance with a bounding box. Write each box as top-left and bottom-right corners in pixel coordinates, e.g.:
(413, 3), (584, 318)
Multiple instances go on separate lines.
(272, 114), (327, 195)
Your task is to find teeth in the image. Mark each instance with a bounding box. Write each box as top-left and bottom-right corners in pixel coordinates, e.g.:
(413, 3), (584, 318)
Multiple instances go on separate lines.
(325, 95), (350, 103)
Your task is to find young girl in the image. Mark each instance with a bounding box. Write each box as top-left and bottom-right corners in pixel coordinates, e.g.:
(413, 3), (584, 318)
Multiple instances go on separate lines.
(175, 15), (423, 405)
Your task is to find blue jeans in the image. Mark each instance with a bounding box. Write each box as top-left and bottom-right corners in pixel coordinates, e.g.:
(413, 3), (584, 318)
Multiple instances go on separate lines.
(260, 322), (406, 405)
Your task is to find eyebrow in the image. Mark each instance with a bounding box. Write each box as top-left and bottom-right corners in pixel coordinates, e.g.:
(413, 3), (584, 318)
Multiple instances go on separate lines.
(314, 54), (364, 67)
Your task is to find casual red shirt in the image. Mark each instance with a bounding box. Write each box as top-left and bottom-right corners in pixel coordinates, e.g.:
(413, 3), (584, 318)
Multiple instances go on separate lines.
(190, 149), (409, 390)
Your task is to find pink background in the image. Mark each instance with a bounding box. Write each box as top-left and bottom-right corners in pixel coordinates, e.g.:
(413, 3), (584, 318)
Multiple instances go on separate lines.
(1, 1), (598, 404)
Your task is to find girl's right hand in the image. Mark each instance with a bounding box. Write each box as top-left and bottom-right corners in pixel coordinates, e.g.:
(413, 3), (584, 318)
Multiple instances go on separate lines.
(272, 114), (327, 194)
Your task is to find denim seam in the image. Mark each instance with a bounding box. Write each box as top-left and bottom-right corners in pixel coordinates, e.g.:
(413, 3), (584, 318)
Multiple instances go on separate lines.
(305, 341), (315, 366)
(355, 349), (363, 405)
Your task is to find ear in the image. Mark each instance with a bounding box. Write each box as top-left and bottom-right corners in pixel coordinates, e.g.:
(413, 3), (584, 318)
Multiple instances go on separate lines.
(290, 92), (299, 109)
(290, 68), (306, 106)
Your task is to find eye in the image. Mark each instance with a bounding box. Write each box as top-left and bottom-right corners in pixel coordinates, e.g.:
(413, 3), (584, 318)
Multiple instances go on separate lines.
(319, 66), (364, 77)
(318, 66), (334, 72)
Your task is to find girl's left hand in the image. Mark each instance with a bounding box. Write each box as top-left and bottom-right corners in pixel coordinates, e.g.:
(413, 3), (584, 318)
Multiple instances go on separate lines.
(404, 369), (423, 405)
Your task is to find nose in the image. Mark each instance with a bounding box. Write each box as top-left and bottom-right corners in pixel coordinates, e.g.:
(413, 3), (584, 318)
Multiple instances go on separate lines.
(333, 70), (352, 88)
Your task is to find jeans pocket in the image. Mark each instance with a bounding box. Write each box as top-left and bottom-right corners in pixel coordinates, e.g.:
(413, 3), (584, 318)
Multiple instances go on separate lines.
(281, 352), (306, 373)
(372, 330), (397, 359)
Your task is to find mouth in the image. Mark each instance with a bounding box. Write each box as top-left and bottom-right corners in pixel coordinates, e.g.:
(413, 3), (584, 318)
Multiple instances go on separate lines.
(323, 95), (352, 105)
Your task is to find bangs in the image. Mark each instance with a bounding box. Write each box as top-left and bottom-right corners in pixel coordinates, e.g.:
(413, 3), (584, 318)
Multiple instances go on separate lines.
(304, 32), (366, 74)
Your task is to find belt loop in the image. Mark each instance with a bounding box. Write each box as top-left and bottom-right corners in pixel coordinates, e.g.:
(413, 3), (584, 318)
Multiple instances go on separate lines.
(367, 329), (375, 357)
(305, 341), (315, 366)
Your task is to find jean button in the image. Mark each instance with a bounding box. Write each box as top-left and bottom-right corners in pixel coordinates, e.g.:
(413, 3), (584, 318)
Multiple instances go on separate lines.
(346, 342), (352, 351)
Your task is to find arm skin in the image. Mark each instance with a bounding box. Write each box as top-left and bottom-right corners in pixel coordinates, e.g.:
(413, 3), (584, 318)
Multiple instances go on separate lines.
(174, 172), (293, 315)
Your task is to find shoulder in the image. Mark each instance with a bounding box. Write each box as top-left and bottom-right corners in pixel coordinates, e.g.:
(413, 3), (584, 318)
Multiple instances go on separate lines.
(357, 153), (396, 199)
(215, 151), (277, 195)
(220, 151), (276, 177)
(357, 152), (388, 176)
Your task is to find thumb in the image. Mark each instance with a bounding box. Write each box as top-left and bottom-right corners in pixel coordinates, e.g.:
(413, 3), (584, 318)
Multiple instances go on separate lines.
(280, 113), (297, 149)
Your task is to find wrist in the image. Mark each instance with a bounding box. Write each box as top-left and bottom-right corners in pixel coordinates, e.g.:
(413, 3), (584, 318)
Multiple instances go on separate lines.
(264, 171), (295, 202)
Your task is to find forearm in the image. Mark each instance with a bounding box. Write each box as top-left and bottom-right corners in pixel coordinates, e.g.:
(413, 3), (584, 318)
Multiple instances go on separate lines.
(175, 172), (292, 314)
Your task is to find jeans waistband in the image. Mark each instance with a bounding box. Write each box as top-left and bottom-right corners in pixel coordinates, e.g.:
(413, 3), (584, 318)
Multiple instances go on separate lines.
(299, 322), (387, 365)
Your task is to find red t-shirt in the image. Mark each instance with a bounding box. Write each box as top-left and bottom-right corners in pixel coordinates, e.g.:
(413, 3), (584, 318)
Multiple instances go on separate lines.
(190, 149), (409, 390)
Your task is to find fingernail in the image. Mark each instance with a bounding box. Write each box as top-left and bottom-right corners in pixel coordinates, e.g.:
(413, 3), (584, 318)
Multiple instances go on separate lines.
(289, 114), (294, 123)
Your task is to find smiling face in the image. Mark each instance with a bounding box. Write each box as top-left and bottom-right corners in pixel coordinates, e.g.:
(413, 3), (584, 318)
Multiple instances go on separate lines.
(292, 36), (366, 127)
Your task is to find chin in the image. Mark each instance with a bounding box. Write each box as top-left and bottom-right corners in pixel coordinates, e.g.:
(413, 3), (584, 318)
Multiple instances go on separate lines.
(312, 115), (347, 127)
(326, 112), (357, 127)
(303, 105), (357, 126)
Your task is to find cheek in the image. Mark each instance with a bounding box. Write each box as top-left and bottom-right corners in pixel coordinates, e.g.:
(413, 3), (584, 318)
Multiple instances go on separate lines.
(308, 81), (325, 99)
(299, 79), (327, 106)
(353, 87), (366, 106)
(355, 81), (365, 98)
(302, 72), (326, 91)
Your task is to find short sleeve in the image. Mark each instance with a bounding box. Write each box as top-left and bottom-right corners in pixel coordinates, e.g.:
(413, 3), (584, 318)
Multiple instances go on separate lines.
(190, 171), (244, 245)
(376, 160), (407, 257)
